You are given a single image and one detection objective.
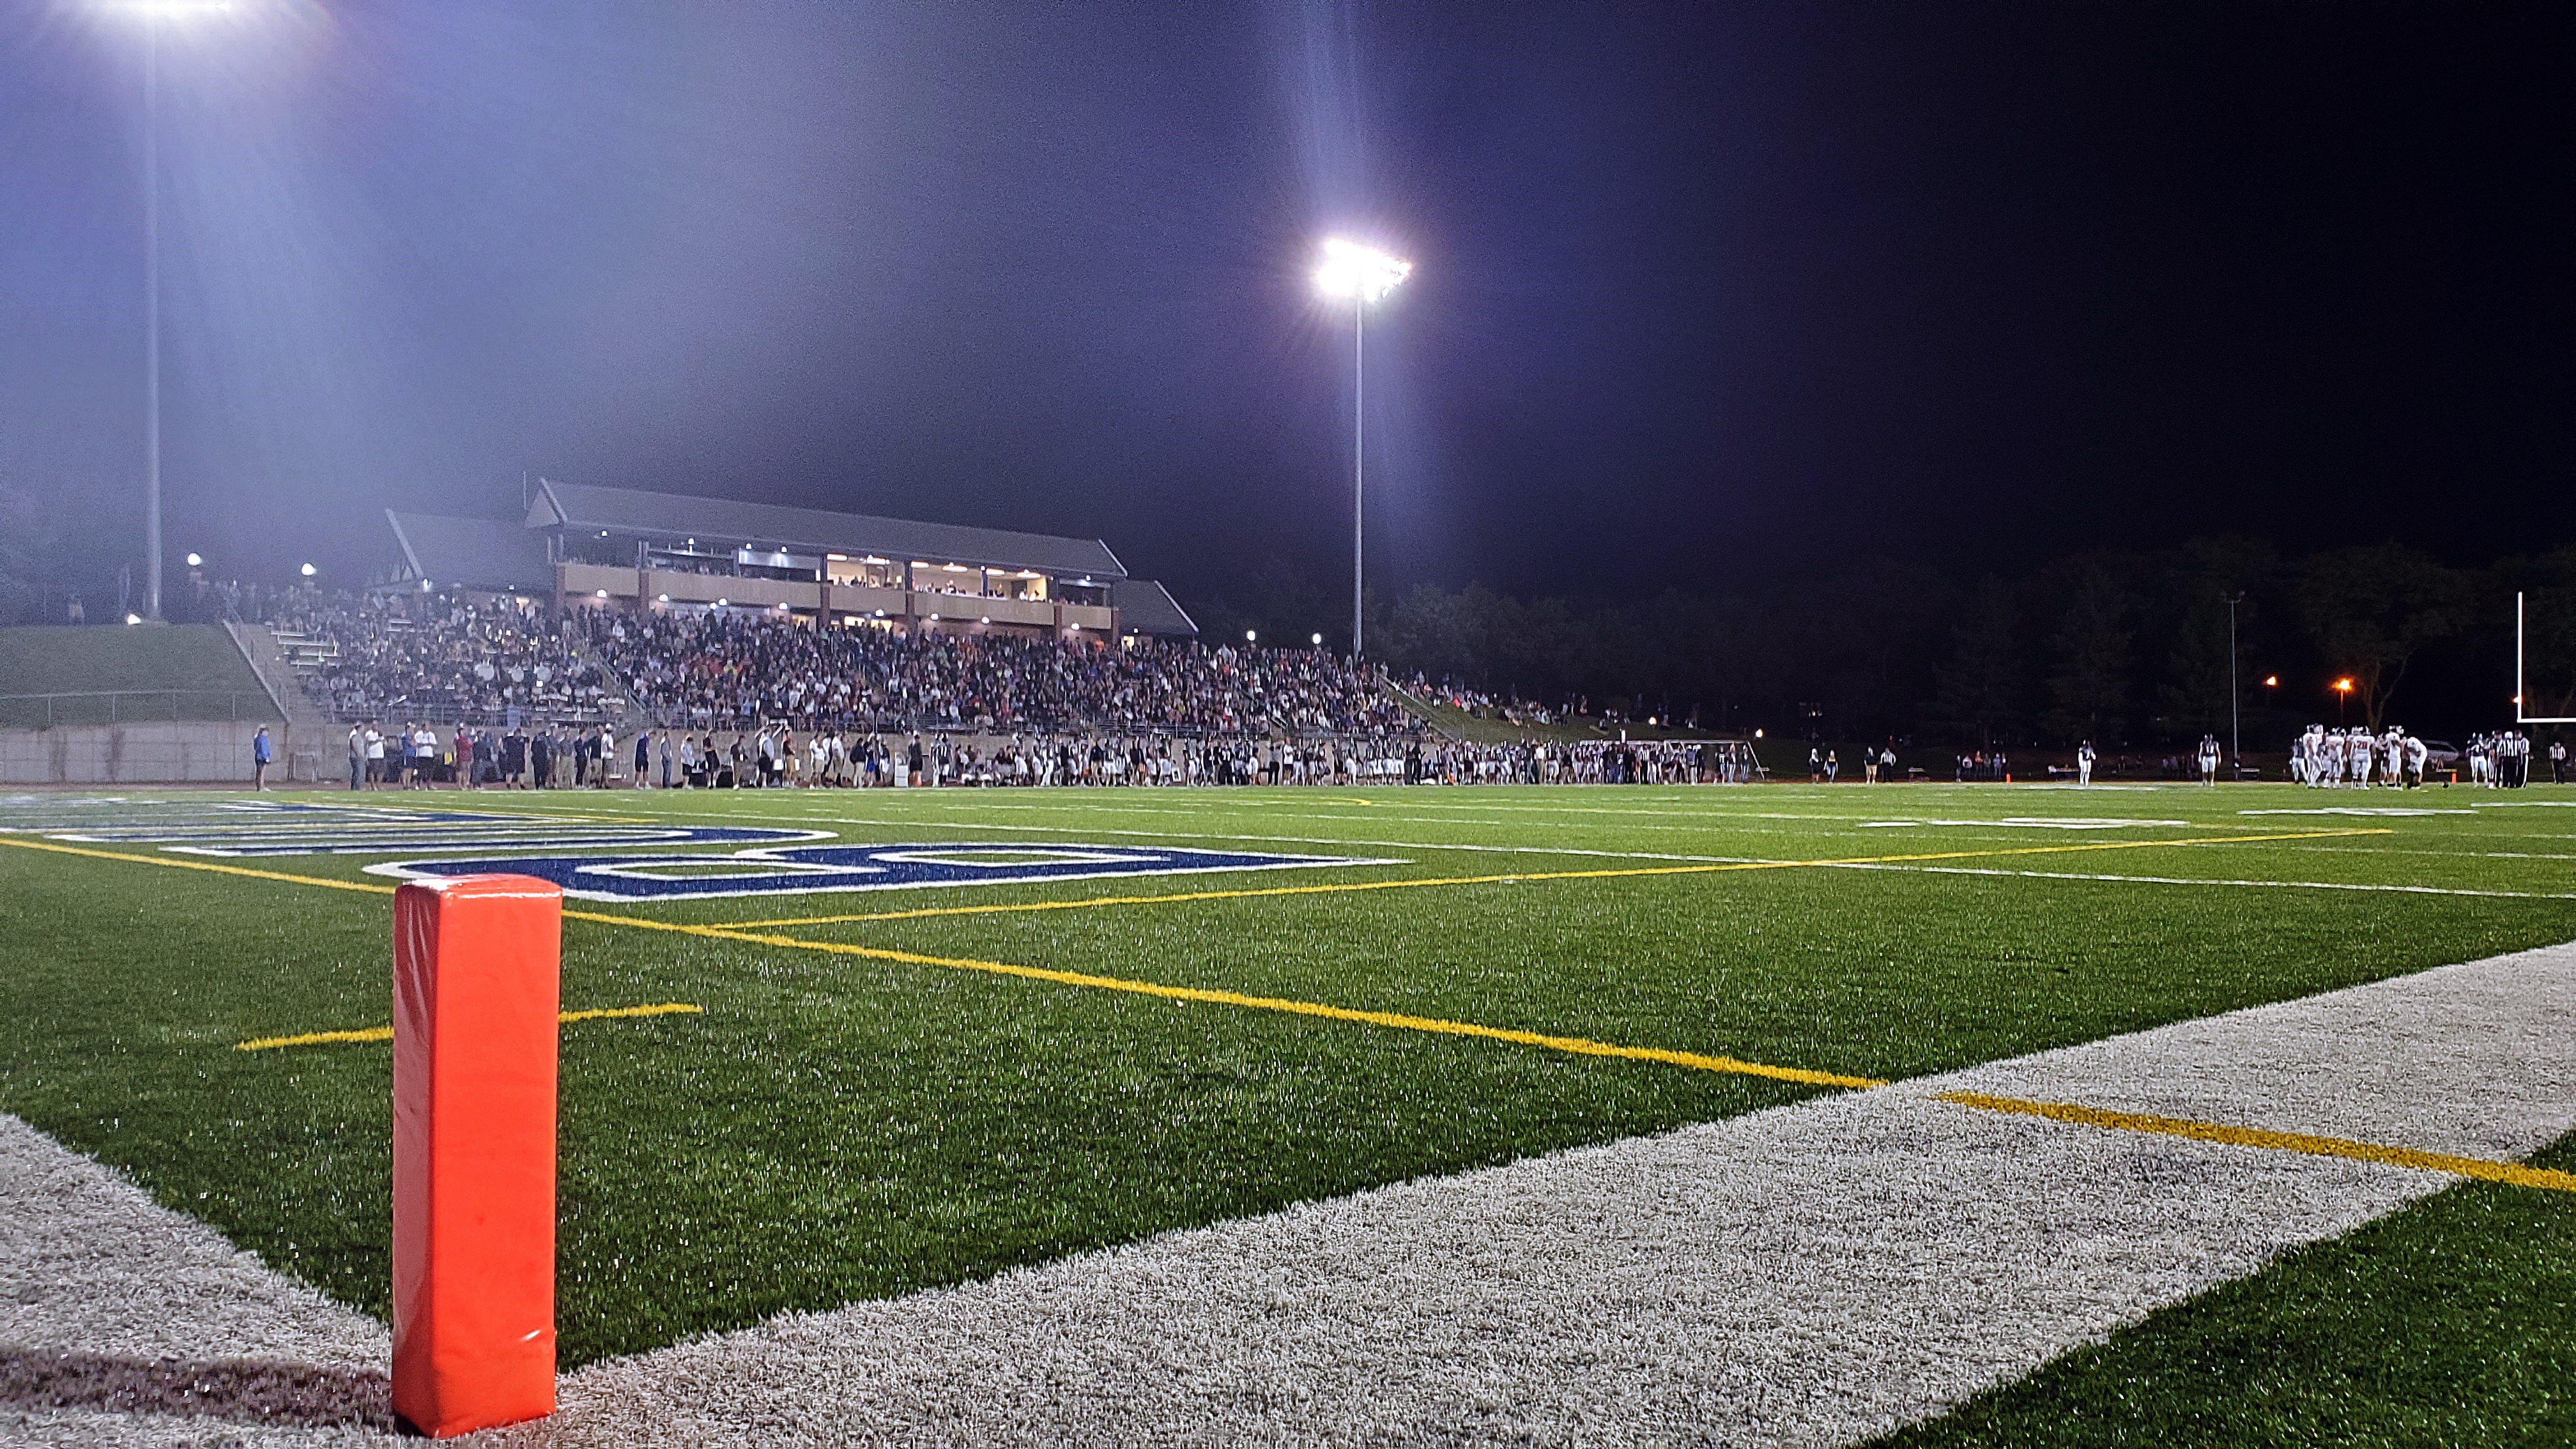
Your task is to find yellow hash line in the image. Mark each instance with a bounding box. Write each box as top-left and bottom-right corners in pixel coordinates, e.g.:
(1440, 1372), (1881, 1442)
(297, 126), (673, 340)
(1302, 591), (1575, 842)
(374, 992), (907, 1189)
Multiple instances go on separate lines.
(1940, 1091), (2576, 1194)
(722, 829), (2395, 928)
(235, 1003), (703, 1052)
(0, 836), (397, 893)
(558, 908), (1881, 1089)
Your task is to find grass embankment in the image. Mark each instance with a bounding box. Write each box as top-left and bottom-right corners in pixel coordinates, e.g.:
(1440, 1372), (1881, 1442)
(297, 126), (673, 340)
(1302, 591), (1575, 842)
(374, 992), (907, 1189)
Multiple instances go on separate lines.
(0, 624), (277, 726)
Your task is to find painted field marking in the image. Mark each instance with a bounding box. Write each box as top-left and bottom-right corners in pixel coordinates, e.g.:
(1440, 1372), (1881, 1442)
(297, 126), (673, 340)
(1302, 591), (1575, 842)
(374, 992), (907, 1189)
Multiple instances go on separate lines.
(234, 1003), (703, 1052)
(0, 827), (2406, 1092)
(721, 829), (2398, 928)
(1939, 1091), (2576, 1193)
(554, 908), (1883, 1089)
(1836, 862), (2576, 901)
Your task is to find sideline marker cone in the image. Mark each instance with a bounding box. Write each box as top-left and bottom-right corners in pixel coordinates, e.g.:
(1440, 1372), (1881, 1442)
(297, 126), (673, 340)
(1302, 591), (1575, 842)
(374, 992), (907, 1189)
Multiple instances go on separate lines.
(390, 875), (562, 1438)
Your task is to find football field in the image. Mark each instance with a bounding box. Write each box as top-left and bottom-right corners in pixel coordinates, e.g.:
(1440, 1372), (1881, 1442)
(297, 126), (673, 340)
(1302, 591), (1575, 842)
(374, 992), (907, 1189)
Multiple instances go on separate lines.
(3, 781), (2572, 1443)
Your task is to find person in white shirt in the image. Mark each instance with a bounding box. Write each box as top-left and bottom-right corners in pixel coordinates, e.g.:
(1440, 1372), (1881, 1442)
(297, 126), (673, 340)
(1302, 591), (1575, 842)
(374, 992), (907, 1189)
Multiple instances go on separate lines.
(2196, 735), (2220, 785)
(2076, 741), (2096, 786)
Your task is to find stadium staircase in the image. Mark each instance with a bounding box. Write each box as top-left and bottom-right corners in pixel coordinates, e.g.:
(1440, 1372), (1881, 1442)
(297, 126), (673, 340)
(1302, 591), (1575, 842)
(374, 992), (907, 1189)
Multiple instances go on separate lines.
(1379, 678), (1462, 741)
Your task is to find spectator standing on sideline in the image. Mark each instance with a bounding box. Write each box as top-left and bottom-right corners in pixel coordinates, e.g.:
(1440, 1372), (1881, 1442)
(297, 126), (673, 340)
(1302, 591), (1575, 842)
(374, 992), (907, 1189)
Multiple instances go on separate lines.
(251, 725), (272, 791)
(2553, 737), (2566, 785)
(659, 730), (674, 788)
(347, 723), (364, 792)
(454, 724), (474, 790)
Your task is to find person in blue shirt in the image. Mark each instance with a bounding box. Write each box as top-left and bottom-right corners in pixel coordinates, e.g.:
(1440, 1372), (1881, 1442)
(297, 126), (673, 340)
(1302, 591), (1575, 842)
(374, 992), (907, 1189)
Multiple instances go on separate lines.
(252, 725), (272, 792)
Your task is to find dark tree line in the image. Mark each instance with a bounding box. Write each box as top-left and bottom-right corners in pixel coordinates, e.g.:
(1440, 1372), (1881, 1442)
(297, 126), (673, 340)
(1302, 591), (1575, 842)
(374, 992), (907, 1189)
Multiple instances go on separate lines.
(1198, 539), (2576, 747)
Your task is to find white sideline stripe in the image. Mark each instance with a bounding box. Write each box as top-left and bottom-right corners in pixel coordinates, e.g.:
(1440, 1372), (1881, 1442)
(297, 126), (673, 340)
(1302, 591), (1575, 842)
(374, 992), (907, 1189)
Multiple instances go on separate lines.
(498, 943), (2576, 1448)
(1834, 862), (2576, 900)
(0, 1114), (389, 1445)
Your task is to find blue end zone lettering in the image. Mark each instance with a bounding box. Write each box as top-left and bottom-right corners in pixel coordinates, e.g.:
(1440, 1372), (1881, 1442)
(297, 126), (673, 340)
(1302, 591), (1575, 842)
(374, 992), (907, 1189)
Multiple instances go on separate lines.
(364, 843), (1405, 901)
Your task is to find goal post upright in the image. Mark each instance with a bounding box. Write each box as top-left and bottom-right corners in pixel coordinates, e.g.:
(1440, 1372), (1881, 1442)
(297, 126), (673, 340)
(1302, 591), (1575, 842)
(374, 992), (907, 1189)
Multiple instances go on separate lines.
(2517, 592), (2576, 725)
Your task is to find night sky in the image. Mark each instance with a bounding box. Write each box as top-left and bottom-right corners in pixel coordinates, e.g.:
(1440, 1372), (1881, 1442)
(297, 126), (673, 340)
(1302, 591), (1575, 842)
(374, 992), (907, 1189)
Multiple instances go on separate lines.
(6, 1), (2570, 606)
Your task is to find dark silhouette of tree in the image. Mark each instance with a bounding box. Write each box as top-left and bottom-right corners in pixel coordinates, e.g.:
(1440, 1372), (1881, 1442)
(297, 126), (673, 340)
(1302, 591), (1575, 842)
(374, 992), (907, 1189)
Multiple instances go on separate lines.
(1931, 576), (2025, 747)
(2294, 544), (2465, 730)
(2044, 567), (2133, 744)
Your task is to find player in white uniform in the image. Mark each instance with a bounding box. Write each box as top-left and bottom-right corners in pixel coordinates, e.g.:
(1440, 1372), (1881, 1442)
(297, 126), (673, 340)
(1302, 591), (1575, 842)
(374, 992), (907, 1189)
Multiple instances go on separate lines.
(2196, 734), (2220, 784)
(2076, 741), (2096, 786)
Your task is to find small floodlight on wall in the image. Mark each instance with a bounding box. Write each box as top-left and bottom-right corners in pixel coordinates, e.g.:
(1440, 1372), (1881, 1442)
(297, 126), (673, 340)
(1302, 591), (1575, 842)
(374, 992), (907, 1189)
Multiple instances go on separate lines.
(1246, 630), (1257, 643)
(300, 563), (316, 577)
(596, 589), (609, 599)
(1312, 633), (1322, 647)
(185, 552), (202, 567)
(125, 613), (142, 625)
(657, 594), (670, 603)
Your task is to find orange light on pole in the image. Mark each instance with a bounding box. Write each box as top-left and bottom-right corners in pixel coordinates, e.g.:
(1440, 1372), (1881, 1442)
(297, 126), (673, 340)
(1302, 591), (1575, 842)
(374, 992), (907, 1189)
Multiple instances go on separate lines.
(2333, 677), (2354, 726)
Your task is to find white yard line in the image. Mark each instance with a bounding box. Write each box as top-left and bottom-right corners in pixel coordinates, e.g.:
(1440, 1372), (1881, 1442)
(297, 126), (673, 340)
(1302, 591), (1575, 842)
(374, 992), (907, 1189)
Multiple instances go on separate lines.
(493, 942), (2575, 1447)
(1832, 861), (2576, 900)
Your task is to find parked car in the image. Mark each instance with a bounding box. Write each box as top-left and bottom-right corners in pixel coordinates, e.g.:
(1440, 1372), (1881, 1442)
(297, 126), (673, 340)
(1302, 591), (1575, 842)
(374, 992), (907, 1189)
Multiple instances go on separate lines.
(2416, 739), (2462, 770)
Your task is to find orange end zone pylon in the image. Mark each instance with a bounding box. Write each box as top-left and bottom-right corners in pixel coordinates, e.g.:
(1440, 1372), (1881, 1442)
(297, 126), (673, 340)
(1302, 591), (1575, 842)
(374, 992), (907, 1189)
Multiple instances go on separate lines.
(391, 875), (562, 1438)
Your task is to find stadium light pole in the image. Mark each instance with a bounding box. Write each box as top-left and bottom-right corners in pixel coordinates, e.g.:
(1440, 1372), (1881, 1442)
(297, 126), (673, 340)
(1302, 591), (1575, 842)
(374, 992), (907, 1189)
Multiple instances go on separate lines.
(1314, 238), (1411, 660)
(105, 1), (233, 620)
(2225, 592), (2244, 778)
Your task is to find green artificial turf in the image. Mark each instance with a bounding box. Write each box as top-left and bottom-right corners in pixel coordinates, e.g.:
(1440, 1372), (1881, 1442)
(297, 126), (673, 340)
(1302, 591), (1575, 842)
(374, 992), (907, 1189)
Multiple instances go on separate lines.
(0, 781), (2568, 1374)
(1875, 1128), (2576, 1448)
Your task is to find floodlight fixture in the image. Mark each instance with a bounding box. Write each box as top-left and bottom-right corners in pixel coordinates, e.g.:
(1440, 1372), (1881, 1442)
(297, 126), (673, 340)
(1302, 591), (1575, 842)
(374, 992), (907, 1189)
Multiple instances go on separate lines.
(1312, 632), (1323, 647)
(185, 551), (201, 567)
(126, 613), (144, 625)
(1314, 238), (1411, 303)
(2334, 677), (2353, 693)
(1246, 629), (1257, 643)
(2264, 675), (2278, 687)
(300, 562), (316, 576)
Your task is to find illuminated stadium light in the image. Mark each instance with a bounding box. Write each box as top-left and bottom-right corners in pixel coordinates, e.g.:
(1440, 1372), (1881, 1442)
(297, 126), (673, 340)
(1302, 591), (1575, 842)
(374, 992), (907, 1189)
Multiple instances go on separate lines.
(928, 613), (940, 622)
(125, 612), (143, 625)
(657, 594), (670, 603)
(1315, 236), (1412, 658)
(300, 563), (316, 576)
(1312, 632), (1323, 647)
(1245, 629), (1257, 643)
(979, 615), (991, 625)
(184, 551), (201, 567)
(595, 589), (609, 599)
(1314, 238), (1411, 302)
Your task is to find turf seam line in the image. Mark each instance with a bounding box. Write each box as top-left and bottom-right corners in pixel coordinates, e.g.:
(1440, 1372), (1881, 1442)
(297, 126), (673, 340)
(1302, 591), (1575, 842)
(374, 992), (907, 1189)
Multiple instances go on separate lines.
(234, 1002), (703, 1052)
(1937, 1091), (2576, 1193)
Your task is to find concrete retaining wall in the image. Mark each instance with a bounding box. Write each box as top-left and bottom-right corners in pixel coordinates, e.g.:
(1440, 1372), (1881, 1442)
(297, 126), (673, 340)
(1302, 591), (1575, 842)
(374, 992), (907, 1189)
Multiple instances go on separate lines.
(0, 723), (342, 786)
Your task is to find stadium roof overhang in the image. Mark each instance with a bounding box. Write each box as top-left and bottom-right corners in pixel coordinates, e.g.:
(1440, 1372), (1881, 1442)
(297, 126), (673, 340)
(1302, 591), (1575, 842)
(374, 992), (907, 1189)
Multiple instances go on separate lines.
(1111, 579), (1199, 638)
(384, 510), (557, 595)
(528, 479), (1128, 580)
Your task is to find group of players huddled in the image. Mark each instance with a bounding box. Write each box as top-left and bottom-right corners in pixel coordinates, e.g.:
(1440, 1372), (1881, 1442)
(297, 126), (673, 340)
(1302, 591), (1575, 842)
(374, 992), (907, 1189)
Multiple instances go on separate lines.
(2288, 725), (2543, 789)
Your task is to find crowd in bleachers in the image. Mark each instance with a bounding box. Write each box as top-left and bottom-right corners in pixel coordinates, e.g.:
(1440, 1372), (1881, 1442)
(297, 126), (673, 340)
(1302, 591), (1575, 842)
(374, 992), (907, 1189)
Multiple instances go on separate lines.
(265, 592), (1769, 789)
(277, 594), (613, 724)
(581, 610), (1413, 737)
